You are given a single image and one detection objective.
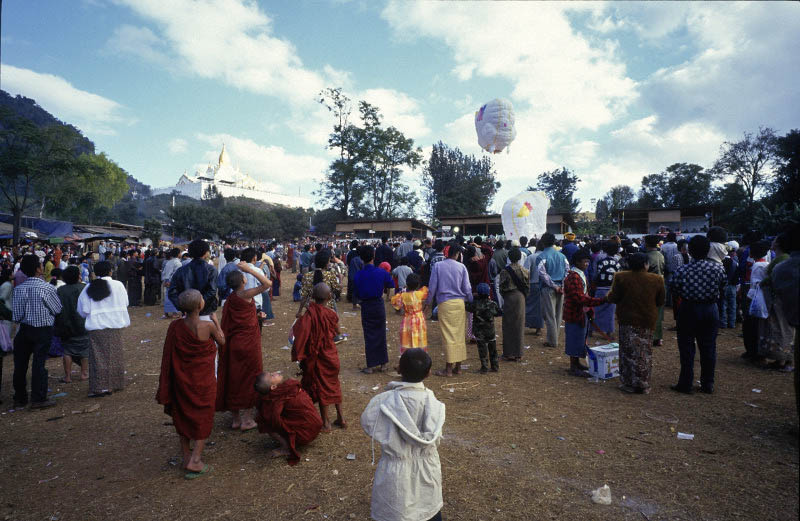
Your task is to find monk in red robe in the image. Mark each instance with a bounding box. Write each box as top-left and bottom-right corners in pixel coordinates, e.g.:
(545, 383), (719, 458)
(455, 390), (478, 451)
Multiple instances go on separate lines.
(254, 371), (322, 465)
(292, 282), (346, 432)
(156, 289), (225, 479)
(216, 264), (271, 431)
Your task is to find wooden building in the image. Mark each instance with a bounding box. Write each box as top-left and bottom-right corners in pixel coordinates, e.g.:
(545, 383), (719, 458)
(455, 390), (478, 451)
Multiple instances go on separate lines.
(334, 218), (436, 239)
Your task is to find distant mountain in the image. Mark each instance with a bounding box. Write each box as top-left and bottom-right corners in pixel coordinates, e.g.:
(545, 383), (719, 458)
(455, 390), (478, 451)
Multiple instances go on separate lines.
(0, 90), (95, 155)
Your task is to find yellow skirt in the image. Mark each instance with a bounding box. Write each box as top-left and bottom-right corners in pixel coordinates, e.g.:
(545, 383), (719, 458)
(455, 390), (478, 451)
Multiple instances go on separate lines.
(438, 298), (467, 363)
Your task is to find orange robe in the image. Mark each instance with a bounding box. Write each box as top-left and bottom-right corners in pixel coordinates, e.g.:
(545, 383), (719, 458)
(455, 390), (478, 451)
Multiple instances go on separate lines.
(216, 292), (262, 411)
(291, 303), (342, 406)
(156, 319), (217, 440)
(256, 379), (323, 465)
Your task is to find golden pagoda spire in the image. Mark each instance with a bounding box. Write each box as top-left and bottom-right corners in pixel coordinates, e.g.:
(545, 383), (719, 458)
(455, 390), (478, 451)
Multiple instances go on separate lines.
(218, 143), (229, 166)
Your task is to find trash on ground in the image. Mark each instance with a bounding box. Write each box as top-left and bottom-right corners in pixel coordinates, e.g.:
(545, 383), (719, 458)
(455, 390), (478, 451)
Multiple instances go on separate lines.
(677, 432), (695, 440)
(51, 392), (67, 398)
(744, 402), (759, 408)
(371, 386), (380, 391)
(38, 475), (59, 484)
(346, 453), (356, 460)
(751, 389), (762, 393)
(140, 339), (151, 344)
(591, 484), (612, 505)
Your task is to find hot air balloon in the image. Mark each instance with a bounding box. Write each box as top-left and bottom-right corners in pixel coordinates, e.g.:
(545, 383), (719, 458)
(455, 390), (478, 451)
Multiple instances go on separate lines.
(475, 98), (516, 153)
(501, 191), (549, 240)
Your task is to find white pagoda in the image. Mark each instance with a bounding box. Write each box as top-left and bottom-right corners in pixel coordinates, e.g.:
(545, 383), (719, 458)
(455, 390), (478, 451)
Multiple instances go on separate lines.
(152, 145), (309, 208)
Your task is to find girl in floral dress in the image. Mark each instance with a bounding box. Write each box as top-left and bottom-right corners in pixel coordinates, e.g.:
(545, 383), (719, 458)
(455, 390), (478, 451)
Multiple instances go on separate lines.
(391, 274), (428, 354)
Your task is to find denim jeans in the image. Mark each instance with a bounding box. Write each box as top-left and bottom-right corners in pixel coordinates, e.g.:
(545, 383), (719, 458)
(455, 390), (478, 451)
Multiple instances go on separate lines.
(720, 284), (737, 328)
(13, 324), (53, 404)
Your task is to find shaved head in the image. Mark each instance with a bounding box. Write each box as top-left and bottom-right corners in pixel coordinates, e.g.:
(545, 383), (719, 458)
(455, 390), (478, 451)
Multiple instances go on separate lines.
(177, 289), (203, 312)
(312, 282), (331, 303)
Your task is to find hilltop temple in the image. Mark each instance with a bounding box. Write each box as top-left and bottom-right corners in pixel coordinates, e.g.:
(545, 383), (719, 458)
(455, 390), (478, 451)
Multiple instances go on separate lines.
(152, 145), (310, 208)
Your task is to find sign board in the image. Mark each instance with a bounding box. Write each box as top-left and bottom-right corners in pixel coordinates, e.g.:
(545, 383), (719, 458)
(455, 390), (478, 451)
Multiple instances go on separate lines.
(441, 225), (452, 231)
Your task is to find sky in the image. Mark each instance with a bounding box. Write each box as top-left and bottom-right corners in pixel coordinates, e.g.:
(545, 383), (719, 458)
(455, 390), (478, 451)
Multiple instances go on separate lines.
(2, 0), (799, 214)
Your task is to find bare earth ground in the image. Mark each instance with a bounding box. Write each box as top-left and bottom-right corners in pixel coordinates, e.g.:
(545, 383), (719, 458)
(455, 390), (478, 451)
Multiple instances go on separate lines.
(1, 277), (797, 521)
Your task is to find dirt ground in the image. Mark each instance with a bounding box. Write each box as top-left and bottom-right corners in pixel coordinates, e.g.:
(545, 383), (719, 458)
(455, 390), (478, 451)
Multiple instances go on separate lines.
(1, 277), (797, 521)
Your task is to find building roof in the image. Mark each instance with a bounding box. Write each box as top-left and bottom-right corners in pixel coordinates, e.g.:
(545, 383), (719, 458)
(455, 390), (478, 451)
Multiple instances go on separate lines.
(335, 218), (437, 231)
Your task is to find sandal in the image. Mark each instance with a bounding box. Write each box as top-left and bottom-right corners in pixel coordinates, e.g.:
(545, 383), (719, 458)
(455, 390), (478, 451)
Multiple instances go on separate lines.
(360, 367), (374, 374)
(184, 464), (212, 480)
(58, 377), (72, 384)
(434, 369), (453, 377)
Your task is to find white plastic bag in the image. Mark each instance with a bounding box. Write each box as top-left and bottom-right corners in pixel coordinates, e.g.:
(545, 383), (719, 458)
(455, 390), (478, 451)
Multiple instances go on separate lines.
(749, 284), (768, 319)
(0, 322), (12, 353)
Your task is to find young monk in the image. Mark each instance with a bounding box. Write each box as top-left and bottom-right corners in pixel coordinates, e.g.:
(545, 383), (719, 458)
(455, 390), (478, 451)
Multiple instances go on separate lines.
(156, 289), (225, 479)
(216, 264), (271, 431)
(254, 371), (323, 465)
(291, 282), (346, 432)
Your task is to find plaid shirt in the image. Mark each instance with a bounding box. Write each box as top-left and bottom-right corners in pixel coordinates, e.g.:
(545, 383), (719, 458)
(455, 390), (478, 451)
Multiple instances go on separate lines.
(670, 259), (726, 303)
(563, 269), (606, 323)
(12, 276), (62, 327)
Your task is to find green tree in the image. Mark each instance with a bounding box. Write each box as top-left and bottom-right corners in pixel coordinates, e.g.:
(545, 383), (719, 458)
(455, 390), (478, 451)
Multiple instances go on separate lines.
(597, 185), (635, 219)
(202, 184), (224, 208)
(311, 208), (341, 235)
(0, 107), (89, 244)
(45, 152), (129, 223)
(528, 167), (580, 224)
(636, 163), (713, 208)
(636, 172), (669, 208)
(316, 88), (362, 219)
(353, 102), (422, 219)
(142, 218), (163, 246)
(769, 129), (800, 206)
(422, 141), (500, 221)
(711, 182), (750, 234)
(711, 127), (778, 207)
(663, 163), (714, 208)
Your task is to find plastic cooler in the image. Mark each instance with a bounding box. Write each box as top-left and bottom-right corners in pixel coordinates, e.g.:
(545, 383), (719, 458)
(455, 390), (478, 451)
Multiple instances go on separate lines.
(587, 343), (620, 379)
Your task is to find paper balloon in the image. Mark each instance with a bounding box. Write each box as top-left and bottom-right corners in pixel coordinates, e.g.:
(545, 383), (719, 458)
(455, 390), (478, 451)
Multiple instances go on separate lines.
(501, 191), (549, 240)
(475, 98), (516, 153)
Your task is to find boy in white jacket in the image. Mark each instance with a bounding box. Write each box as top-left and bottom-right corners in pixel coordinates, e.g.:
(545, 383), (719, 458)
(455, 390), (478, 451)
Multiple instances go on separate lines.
(361, 348), (446, 521)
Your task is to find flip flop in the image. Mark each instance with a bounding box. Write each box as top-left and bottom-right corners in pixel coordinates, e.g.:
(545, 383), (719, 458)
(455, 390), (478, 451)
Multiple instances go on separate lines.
(184, 464), (212, 480)
(360, 368), (374, 374)
(434, 370), (453, 377)
(58, 377), (72, 384)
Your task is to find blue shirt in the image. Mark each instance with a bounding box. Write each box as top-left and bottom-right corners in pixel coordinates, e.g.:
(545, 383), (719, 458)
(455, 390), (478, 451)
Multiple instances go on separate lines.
(353, 264), (395, 300)
(217, 258), (240, 299)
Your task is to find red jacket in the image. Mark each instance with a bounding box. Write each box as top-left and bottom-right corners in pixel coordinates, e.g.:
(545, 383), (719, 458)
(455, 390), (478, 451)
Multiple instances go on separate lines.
(563, 270), (605, 323)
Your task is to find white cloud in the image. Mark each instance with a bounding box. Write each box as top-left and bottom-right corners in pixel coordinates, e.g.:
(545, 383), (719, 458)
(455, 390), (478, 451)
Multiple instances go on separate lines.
(382, 2), (637, 133)
(106, 24), (171, 67)
(167, 138), (188, 154)
(195, 133), (328, 195)
(110, 0), (329, 106)
(360, 88), (430, 140)
(641, 3), (800, 133)
(2, 64), (133, 136)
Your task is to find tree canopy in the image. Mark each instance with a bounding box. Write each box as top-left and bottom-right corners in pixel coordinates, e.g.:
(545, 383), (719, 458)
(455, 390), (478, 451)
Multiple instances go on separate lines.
(528, 167), (580, 224)
(422, 141), (500, 222)
(317, 89), (422, 220)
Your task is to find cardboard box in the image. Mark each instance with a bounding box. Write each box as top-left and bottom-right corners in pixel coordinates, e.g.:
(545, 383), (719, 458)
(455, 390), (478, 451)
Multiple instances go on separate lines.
(587, 343), (619, 379)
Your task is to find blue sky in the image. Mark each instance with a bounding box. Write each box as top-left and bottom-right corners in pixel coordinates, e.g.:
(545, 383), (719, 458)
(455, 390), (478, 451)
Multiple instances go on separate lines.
(3, 1), (799, 212)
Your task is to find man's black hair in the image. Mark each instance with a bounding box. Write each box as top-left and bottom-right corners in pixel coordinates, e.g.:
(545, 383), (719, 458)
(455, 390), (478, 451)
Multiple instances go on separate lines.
(688, 235), (710, 260)
(540, 232), (555, 248)
(188, 239), (210, 259)
(20, 254), (41, 277)
(359, 245), (375, 263)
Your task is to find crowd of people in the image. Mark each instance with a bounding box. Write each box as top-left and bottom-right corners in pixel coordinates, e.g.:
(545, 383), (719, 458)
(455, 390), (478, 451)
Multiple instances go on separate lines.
(1, 221), (798, 521)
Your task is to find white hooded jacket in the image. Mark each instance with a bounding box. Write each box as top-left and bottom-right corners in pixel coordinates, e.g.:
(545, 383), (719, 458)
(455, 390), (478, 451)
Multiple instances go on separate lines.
(361, 381), (446, 521)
